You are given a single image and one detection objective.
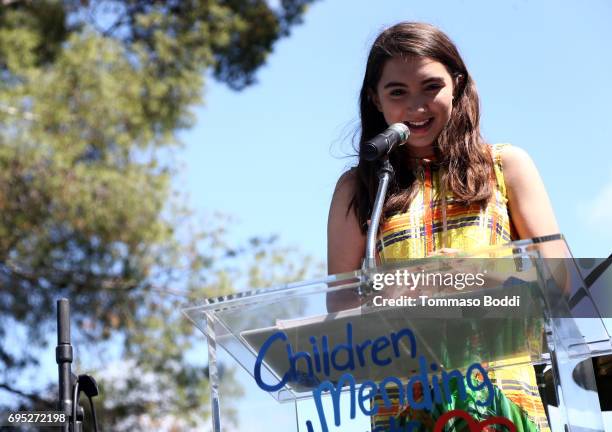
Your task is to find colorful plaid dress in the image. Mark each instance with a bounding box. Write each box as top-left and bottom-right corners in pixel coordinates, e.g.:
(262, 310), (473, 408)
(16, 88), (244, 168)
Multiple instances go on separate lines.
(373, 144), (550, 431)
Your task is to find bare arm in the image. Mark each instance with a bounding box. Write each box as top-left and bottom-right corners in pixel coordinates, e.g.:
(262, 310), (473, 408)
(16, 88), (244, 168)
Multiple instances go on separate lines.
(502, 145), (570, 277)
(502, 145), (560, 239)
(326, 170), (365, 311)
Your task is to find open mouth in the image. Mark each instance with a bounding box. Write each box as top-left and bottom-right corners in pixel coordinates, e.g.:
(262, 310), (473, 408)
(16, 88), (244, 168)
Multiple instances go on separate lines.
(404, 118), (433, 133)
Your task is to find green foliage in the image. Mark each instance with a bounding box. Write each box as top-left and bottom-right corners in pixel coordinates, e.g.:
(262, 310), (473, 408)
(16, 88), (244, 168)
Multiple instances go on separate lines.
(0, 0), (318, 429)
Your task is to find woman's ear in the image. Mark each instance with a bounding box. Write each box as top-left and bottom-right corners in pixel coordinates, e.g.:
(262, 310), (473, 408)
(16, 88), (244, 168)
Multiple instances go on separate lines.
(368, 89), (382, 112)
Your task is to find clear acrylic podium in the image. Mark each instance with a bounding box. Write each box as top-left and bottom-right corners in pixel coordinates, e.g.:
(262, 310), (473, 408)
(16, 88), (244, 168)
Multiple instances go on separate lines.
(184, 236), (611, 431)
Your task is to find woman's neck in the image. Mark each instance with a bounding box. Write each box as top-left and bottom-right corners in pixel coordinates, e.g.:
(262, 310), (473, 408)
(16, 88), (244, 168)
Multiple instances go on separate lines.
(405, 145), (436, 159)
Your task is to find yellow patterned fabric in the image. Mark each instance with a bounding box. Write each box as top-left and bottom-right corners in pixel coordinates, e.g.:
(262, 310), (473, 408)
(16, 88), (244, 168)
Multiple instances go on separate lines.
(378, 144), (514, 259)
(372, 144), (550, 431)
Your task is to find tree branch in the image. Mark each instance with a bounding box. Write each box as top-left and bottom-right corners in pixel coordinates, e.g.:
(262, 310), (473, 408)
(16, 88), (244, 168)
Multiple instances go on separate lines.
(0, 382), (52, 405)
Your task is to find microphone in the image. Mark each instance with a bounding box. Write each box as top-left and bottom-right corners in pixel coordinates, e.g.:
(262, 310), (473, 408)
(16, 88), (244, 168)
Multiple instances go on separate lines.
(361, 123), (410, 161)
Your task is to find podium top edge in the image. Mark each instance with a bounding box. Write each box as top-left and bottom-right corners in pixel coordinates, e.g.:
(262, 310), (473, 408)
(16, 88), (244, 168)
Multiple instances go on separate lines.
(182, 235), (572, 314)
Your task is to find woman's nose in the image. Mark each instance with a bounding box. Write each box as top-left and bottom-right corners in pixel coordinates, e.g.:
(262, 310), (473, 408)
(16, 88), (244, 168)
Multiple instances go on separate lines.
(406, 96), (427, 114)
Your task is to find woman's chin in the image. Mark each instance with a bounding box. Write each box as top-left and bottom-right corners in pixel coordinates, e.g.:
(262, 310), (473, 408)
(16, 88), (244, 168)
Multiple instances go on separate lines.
(405, 141), (435, 156)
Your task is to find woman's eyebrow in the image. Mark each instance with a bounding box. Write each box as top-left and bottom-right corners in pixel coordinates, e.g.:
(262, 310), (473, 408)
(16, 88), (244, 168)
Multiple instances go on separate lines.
(382, 81), (408, 89)
(383, 77), (445, 89)
(421, 77), (445, 84)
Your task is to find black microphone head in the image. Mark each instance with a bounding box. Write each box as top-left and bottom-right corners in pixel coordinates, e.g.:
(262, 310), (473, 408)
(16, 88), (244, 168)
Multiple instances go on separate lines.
(361, 143), (380, 162)
(362, 123), (410, 161)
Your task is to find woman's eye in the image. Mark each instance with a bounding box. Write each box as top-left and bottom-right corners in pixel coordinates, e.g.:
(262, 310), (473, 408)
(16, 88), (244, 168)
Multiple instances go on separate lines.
(389, 89), (405, 96)
(425, 84), (443, 91)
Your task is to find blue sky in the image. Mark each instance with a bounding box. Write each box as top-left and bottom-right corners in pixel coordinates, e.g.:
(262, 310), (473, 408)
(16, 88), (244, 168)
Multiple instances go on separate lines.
(178, 0), (612, 267)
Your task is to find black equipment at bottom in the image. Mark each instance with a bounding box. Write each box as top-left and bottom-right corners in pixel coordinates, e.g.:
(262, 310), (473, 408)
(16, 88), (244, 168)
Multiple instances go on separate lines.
(56, 298), (100, 432)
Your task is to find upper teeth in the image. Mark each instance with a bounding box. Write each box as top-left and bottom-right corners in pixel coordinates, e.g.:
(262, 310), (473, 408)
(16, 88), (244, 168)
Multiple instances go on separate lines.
(408, 119), (429, 126)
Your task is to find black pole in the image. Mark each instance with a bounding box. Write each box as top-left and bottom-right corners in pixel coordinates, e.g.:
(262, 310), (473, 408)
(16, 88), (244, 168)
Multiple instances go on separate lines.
(56, 298), (73, 432)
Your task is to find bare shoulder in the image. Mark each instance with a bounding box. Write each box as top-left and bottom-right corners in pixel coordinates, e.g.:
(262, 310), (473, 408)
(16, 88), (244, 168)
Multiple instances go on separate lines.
(329, 167), (359, 223)
(327, 167), (364, 276)
(333, 168), (358, 196)
(497, 144), (559, 238)
(329, 168), (359, 213)
(327, 168), (364, 308)
(499, 144), (532, 165)
(498, 145), (539, 187)
(500, 145), (533, 170)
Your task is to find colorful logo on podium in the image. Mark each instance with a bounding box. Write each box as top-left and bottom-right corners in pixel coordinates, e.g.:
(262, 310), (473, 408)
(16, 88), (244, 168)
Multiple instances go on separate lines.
(433, 410), (516, 432)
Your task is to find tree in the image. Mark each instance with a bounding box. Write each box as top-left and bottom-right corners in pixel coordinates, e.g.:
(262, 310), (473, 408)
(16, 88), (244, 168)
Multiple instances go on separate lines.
(0, 0), (319, 429)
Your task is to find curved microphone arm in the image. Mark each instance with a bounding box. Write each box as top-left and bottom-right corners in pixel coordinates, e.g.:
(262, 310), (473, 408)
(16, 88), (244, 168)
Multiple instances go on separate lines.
(362, 157), (394, 272)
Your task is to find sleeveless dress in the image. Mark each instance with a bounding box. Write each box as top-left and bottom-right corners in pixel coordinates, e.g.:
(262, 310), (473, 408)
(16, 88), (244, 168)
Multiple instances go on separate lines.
(372, 144), (550, 432)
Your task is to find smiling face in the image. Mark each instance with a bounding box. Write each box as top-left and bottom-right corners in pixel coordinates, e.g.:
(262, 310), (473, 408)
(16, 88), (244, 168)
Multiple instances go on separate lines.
(371, 56), (456, 157)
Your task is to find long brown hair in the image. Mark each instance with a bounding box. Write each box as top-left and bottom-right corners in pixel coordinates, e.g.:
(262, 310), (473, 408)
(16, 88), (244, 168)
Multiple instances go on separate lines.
(351, 22), (494, 233)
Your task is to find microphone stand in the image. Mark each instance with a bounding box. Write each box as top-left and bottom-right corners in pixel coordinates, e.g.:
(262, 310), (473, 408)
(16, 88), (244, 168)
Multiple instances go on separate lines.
(362, 156), (394, 273)
(57, 298), (100, 432)
(57, 298), (79, 432)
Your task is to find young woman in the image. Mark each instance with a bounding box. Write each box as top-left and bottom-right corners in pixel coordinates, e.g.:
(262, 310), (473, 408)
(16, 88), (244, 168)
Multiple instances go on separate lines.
(327, 22), (559, 431)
